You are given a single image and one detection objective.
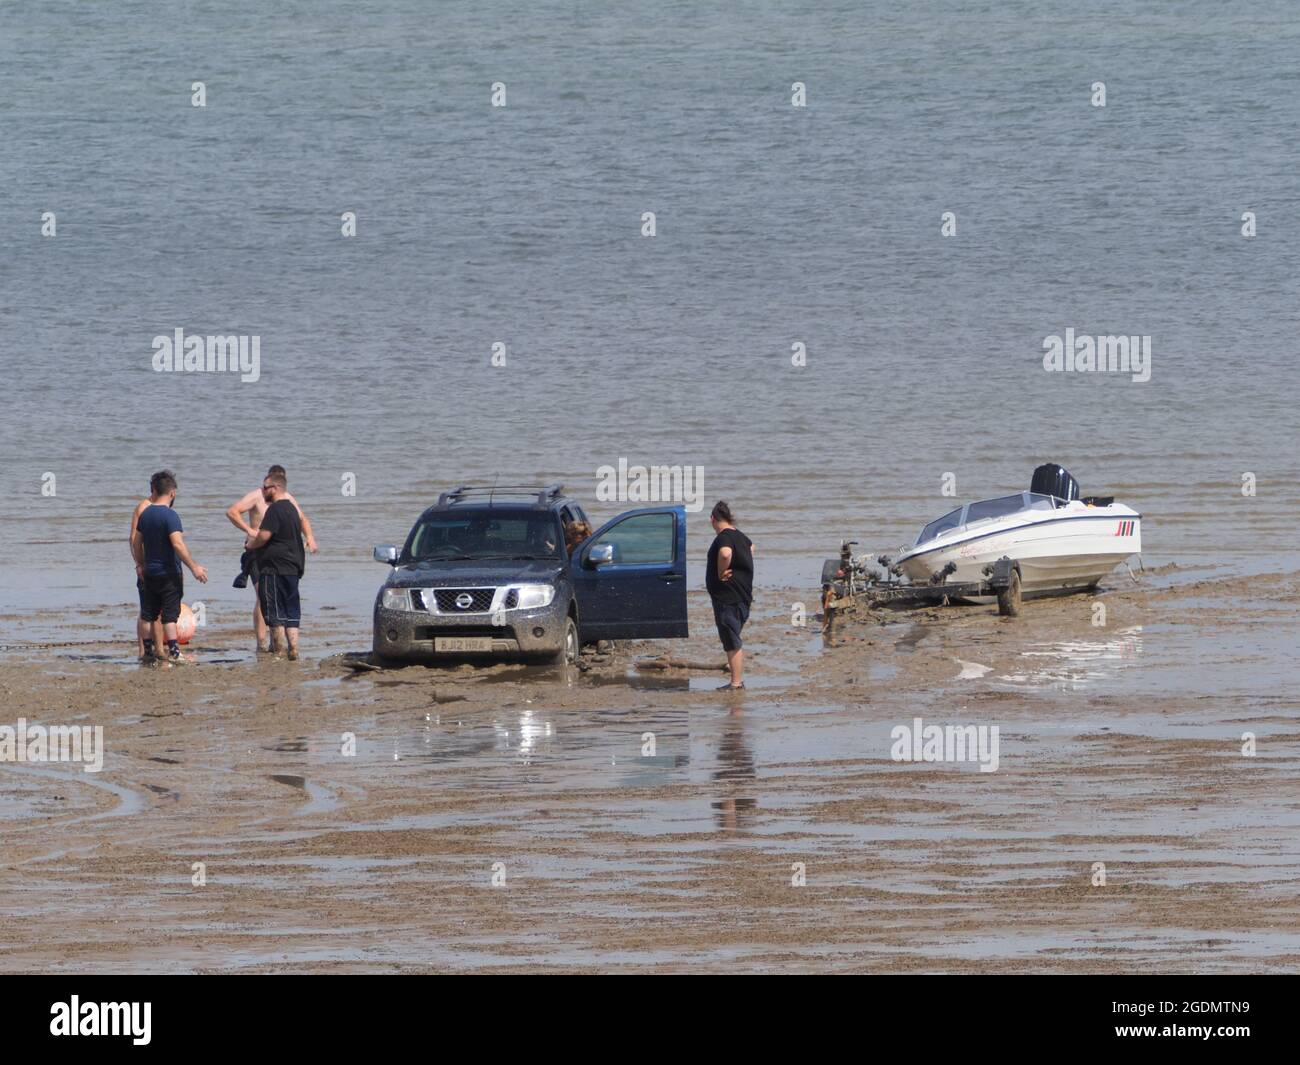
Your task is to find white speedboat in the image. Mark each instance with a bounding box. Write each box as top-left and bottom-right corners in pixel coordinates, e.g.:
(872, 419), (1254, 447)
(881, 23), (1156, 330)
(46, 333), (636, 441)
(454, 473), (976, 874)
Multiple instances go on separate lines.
(893, 465), (1141, 602)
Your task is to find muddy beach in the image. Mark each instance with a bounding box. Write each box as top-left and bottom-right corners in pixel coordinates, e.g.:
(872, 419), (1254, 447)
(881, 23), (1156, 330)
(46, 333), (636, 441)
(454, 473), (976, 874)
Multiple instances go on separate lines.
(1, 567), (1297, 973)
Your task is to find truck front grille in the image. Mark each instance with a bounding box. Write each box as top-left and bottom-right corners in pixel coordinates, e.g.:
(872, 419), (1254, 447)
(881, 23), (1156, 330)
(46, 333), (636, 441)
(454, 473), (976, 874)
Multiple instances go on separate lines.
(430, 588), (497, 613)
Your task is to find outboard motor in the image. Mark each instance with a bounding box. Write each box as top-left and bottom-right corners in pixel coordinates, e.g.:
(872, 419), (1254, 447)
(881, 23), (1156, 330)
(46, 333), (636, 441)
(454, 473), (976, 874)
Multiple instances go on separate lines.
(1030, 463), (1081, 502)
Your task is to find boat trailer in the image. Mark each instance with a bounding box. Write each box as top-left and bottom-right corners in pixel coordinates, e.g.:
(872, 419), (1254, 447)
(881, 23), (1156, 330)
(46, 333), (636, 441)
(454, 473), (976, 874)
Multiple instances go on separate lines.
(820, 539), (1023, 624)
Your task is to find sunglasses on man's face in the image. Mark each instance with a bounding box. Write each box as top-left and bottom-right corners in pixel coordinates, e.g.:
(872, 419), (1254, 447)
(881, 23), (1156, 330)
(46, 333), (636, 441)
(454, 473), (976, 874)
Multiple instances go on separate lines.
(261, 484), (275, 492)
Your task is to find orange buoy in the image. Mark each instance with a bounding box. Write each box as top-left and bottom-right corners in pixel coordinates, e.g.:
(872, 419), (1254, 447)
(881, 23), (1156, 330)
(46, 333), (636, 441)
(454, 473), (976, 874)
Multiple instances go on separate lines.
(176, 603), (197, 644)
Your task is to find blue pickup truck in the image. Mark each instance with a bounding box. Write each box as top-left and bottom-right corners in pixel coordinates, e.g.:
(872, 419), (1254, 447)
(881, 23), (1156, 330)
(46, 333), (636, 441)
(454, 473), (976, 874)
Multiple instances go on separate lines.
(372, 484), (688, 664)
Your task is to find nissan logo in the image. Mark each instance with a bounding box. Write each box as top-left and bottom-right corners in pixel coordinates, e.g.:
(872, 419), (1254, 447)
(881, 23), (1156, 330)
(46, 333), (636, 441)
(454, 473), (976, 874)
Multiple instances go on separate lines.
(454, 593), (474, 610)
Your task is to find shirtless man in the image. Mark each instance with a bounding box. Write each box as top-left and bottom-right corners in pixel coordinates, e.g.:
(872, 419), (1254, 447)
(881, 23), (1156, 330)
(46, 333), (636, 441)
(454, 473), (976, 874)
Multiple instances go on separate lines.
(130, 474), (169, 659)
(225, 465), (318, 652)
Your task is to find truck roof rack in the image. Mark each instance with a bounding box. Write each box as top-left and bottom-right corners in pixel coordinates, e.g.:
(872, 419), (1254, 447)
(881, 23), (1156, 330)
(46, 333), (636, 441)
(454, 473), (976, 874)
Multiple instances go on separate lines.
(436, 484), (565, 508)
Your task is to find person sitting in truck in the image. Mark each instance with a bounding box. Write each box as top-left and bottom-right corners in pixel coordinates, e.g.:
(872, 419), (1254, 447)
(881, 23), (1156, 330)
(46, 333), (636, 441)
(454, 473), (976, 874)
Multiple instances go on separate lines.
(564, 519), (593, 557)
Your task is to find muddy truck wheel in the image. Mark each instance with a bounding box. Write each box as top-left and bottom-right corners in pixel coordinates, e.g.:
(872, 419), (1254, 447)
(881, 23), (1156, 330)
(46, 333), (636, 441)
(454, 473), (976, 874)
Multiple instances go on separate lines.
(552, 615), (580, 665)
(997, 568), (1022, 617)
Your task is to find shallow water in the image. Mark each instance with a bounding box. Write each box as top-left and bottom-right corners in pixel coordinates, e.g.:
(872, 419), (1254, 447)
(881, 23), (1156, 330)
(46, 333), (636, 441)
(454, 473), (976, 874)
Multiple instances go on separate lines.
(2, 0), (1299, 651)
(3, 1), (1300, 976)
(4, 577), (1297, 973)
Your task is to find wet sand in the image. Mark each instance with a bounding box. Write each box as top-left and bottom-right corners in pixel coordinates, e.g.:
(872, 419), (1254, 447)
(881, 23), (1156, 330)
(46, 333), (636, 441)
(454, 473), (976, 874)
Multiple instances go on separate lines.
(1, 569), (1298, 973)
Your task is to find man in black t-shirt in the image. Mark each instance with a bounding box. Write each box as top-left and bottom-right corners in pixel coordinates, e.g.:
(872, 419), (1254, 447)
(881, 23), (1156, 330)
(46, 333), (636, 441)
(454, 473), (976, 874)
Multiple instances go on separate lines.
(705, 500), (754, 691)
(244, 470), (306, 660)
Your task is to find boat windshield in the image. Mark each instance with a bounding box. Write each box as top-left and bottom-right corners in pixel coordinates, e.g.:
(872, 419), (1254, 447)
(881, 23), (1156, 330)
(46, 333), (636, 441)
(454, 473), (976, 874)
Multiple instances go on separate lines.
(964, 494), (1031, 526)
(916, 506), (965, 545)
(913, 492), (1060, 548)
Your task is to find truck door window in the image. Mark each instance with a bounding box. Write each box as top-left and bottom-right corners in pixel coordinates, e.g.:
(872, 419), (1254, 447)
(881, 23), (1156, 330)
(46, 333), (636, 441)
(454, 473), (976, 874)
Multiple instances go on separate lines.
(590, 513), (675, 564)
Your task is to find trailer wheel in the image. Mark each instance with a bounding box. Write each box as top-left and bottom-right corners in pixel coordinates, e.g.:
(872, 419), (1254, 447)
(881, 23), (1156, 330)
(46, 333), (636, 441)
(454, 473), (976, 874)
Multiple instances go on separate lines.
(997, 569), (1022, 617)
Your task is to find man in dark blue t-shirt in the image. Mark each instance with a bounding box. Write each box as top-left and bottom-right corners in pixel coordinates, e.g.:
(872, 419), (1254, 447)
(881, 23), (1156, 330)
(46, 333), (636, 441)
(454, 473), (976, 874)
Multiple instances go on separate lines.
(130, 470), (208, 663)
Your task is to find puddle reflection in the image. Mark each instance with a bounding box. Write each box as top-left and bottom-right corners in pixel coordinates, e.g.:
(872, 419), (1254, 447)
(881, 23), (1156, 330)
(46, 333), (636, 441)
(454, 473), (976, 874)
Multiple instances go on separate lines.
(493, 708), (555, 763)
(712, 707), (757, 831)
(1004, 626), (1143, 690)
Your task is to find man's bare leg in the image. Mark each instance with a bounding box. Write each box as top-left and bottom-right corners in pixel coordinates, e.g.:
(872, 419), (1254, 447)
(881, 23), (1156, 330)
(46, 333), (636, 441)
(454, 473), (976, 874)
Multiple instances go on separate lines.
(156, 620), (189, 663)
(269, 624), (286, 656)
(285, 626), (299, 660)
(254, 598), (269, 651)
(137, 617), (167, 658)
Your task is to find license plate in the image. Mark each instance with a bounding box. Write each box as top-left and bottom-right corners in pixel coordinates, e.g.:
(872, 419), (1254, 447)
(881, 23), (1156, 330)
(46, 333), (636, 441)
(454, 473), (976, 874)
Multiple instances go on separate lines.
(434, 637), (494, 653)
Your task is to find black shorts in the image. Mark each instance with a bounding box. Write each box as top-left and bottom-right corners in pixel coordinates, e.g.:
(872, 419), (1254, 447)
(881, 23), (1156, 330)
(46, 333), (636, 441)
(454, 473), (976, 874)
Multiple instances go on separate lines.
(140, 572), (184, 624)
(712, 598), (750, 652)
(258, 573), (301, 628)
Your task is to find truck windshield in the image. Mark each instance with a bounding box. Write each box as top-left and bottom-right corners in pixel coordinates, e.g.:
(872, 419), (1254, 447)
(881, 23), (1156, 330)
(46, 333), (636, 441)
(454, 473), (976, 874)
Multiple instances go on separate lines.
(405, 509), (563, 561)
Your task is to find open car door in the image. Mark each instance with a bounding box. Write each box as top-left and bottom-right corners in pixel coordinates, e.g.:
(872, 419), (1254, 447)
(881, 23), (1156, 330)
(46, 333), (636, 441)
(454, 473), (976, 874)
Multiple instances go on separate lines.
(570, 504), (688, 641)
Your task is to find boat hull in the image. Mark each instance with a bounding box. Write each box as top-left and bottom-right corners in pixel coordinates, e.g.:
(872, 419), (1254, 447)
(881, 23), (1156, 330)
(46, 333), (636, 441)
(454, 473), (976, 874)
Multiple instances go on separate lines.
(896, 508), (1141, 602)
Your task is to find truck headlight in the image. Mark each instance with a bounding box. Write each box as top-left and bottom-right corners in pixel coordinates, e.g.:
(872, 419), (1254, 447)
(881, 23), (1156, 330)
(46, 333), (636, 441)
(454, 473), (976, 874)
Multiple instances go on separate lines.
(381, 588), (411, 611)
(510, 584), (554, 609)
